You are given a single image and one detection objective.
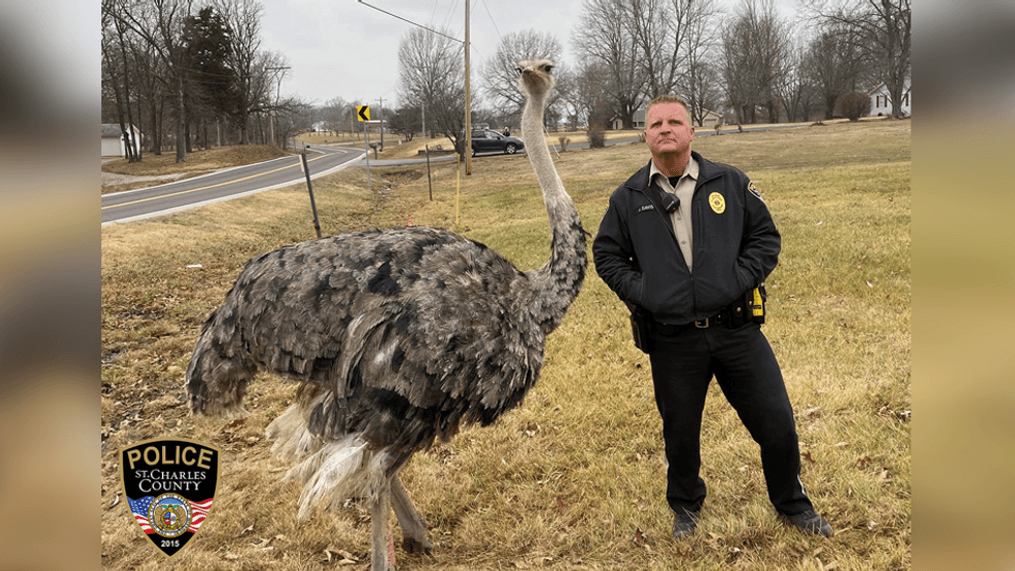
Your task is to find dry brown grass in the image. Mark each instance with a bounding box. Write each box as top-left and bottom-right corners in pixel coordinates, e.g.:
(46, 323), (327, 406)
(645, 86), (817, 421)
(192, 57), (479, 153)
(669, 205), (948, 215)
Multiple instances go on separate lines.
(101, 118), (910, 570)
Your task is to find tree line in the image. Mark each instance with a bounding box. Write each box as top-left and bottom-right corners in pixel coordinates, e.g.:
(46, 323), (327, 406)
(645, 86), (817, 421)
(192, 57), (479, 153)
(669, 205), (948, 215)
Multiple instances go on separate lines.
(102, 0), (309, 163)
(102, 0), (909, 163)
(394, 0), (910, 153)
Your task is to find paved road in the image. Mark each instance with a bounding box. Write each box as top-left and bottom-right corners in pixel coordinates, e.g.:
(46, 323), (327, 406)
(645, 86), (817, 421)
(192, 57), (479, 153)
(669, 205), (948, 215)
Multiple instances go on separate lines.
(101, 145), (364, 225)
(102, 125), (801, 225)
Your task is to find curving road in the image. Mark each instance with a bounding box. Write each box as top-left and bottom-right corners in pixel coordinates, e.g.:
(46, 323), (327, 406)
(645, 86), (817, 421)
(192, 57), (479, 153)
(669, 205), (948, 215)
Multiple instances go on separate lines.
(101, 145), (365, 225)
(102, 125), (801, 226)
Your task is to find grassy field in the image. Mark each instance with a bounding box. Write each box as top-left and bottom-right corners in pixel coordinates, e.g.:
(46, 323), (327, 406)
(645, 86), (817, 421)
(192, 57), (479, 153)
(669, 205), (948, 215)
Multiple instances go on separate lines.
(100, 118), (910, 570)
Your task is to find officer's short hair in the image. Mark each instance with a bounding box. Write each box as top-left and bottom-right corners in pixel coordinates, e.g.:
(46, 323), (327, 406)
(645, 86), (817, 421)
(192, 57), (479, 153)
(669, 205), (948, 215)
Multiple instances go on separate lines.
(646, 94), (690, 121)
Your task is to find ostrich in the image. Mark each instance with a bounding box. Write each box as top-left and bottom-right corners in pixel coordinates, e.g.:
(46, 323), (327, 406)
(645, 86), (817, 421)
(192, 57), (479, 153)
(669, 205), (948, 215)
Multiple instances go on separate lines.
(185, 58), (585, 570)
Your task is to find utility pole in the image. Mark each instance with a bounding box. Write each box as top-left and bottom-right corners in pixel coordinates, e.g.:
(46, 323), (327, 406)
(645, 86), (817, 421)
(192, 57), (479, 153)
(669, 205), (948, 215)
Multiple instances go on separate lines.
(377, 96), (385, 150)
(464, 0), (472, 175)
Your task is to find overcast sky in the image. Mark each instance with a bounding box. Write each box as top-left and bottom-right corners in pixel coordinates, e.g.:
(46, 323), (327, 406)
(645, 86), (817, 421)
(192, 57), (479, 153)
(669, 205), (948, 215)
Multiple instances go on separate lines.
(260, 0), (803, 108)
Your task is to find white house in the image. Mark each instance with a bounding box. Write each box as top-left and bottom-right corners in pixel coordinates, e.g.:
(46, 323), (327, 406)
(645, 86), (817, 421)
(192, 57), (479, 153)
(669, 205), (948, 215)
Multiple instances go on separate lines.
(101, 123), (142, 157)
(870, 82), (911, 117)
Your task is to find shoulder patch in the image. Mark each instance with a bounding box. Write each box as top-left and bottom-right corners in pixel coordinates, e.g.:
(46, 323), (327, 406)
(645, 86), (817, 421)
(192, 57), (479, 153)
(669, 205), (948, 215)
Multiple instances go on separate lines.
(748, 181), (763, 201)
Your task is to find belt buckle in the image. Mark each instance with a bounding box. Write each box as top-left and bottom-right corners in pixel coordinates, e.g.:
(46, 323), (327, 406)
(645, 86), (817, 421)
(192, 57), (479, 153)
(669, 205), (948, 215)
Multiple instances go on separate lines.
(694, 318), (709, 328)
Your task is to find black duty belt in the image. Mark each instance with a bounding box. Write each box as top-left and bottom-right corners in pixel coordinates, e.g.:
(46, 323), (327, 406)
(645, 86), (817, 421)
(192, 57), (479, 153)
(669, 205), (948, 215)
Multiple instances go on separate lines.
(652, 300), (751, 336)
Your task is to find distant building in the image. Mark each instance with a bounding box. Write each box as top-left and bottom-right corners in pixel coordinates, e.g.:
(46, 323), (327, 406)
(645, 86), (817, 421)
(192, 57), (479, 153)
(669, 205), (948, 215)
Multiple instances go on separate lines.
(870, 82), (911, 117)
(101, 123), (142, 157)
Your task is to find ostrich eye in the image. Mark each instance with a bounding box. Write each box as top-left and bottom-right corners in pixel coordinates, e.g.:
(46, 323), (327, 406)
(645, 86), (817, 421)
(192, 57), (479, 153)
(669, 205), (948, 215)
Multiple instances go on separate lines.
(542, 64), (553, 73)
(516, 67), (523, 75)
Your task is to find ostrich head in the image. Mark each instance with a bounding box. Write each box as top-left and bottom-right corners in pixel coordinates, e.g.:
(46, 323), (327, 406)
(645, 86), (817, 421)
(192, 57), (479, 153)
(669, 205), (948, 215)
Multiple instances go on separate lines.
(517, 58), (555, 100)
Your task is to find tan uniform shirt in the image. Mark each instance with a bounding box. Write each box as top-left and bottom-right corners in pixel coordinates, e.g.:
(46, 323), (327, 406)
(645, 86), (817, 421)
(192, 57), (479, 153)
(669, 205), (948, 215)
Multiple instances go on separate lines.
(650, 157), (699, 271)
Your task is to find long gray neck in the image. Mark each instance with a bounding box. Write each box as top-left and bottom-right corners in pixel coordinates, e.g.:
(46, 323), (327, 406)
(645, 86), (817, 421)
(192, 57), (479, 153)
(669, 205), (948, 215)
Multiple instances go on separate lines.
(521, 87), (587, 335)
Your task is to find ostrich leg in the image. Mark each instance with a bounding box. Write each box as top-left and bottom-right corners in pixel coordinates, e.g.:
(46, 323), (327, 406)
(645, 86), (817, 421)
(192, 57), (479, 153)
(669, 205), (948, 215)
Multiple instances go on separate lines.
(390, 473), (433, 554)
(370, 480), (395, 571)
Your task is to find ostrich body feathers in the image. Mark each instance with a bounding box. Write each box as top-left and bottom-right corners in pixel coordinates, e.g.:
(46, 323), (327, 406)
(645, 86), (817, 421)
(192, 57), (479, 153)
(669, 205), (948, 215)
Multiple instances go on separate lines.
(188, 225), (569, 451)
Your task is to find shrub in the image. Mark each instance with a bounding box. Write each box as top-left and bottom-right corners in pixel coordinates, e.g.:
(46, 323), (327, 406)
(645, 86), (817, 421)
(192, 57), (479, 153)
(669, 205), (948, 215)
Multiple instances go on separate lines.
(838, 91), (872, 122)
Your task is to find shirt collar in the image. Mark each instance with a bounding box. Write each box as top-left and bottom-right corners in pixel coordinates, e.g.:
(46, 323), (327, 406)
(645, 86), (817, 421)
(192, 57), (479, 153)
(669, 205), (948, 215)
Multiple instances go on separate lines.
(650, 156), (699, 189)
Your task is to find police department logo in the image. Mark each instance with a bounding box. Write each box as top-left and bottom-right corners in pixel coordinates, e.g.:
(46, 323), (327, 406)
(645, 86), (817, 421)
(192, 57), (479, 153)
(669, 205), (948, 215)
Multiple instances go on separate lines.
(148, 493), (192, 537)
(709, 192), (726, 214)
(120, 438), (219, 557)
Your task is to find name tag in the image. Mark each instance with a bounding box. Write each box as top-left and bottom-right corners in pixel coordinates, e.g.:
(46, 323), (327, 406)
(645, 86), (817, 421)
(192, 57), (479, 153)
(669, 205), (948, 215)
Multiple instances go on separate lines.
(637, 204), (655, 213)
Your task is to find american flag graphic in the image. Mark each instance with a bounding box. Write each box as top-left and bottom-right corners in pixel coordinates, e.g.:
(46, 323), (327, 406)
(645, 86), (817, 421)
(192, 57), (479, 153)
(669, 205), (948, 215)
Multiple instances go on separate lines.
(126, 496), (215, 534)
(127, 496), (156, 534)
(187, 498), (214, 532)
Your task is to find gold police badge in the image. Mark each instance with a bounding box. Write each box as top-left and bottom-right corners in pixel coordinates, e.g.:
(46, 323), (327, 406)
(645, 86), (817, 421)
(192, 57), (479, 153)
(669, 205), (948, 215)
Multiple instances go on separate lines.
(709, 192), (726, 214)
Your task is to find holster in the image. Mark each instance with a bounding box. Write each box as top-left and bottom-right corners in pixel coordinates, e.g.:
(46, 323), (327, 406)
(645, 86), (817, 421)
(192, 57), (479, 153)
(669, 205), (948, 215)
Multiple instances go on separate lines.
(626, 303), (655, 354)
(747, 283), (767, 324)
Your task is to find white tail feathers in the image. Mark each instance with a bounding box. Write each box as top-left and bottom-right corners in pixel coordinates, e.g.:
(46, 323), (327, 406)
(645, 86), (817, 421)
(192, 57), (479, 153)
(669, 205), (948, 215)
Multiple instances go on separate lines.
(266, 404), (393, 521)
(266, 402), (322, 461)
(289, 436), (372, 520)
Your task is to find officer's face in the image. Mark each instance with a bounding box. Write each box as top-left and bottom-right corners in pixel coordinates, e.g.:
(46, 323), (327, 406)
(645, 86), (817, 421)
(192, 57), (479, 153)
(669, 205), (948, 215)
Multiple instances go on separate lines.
(645, 102), (695, 159)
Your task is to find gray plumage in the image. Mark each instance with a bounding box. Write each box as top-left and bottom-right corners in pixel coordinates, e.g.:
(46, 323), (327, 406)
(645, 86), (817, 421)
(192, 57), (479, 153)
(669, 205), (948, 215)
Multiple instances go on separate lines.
(185, 58), (583, 571)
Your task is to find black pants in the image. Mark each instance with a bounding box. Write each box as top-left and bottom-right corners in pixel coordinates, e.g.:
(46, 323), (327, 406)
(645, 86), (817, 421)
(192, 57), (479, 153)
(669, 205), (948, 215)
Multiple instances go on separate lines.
(648, 321), (814, 516)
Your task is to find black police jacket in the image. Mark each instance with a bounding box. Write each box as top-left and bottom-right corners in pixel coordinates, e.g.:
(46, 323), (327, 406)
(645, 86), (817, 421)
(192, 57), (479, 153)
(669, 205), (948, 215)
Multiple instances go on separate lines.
(592, 151), (780, 325)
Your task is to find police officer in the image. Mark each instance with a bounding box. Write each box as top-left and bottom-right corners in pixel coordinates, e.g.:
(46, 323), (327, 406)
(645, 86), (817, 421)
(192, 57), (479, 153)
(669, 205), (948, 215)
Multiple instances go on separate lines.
(592, 94), (832, 539)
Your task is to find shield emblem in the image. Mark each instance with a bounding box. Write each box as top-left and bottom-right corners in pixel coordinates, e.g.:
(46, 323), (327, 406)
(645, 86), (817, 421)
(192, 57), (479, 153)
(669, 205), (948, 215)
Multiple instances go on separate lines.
(120, 438), (220, 557)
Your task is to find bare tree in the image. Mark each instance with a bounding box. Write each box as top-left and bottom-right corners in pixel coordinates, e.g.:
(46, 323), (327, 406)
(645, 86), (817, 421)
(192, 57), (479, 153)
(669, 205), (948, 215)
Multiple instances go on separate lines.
(568, 56), (615, 145)
(720, 0), (790, 124)
(397, 27), (467, 155)
(677, 0), (723, 126)
(321, 96), (353, 134)
(803, 24), (865, 119)
(388, 104), (421, 141)
(256, 50), (292, 145)
(215, 0), (264, 144)
(626, 0), (671, 98)
(131, 39), (168, 154)
(805, 0), (910, 119)
(101, 4), (142, 162)
(108, 0), (196, 162)
(776, 40), (817, 123)
(684, 59), (725, 127)
(272, 97), (313, 149)
(572, 0), (646, 129)
(481, 29), (565, 129)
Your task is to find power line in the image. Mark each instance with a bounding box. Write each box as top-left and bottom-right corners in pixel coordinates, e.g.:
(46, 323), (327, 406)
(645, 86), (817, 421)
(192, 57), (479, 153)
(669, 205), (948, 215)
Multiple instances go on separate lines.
(356, 0), (463, 44)
(479, 0), (503, 46)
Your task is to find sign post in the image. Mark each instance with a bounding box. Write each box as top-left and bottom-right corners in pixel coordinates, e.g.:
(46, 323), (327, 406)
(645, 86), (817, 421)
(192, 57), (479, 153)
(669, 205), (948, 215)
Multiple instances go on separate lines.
(301, 146), (322, 238)
(357, 105), (371, 189)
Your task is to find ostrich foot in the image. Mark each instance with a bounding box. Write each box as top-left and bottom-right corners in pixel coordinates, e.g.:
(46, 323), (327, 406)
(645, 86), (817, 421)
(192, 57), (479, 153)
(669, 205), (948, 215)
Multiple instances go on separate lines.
(403, 536), (433, 555)
(391, 474), (433, 555)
